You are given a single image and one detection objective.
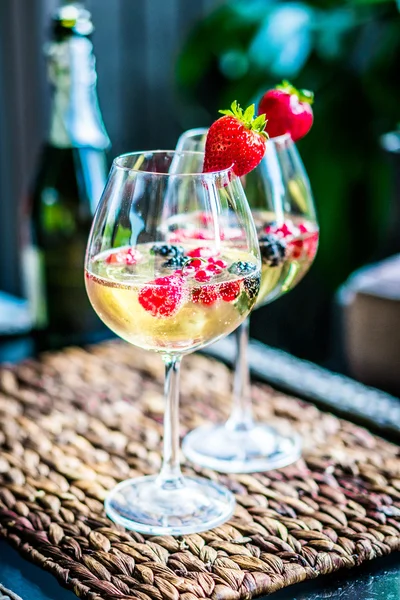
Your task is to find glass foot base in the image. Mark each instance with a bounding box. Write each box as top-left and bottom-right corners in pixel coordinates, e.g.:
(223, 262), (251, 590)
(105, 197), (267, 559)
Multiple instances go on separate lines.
(183, 423), (301, 473)
(105, 474), (235, 535)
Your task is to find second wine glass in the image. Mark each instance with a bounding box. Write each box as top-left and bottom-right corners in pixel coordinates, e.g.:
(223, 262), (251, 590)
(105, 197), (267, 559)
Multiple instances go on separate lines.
(178, 128), (319, 473)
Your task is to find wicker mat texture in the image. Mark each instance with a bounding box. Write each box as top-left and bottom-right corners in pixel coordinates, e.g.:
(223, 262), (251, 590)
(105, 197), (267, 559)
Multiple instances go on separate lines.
(0, 585), (23, 600)
(0, 341), (400, 600)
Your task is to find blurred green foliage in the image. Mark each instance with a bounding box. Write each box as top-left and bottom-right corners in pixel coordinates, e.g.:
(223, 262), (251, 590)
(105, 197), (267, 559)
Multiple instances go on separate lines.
(176, 0), (400, 291)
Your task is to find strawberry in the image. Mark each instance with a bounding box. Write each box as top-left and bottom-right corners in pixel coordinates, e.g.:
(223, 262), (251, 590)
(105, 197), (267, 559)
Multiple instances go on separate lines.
(105, 247), (141, 265)
(203, 101), (268, 177)
(138, 275), (183, 317)
(258, 80), (314, 142)
(219, 281), (241, 302)
(192, 285), (219, 306)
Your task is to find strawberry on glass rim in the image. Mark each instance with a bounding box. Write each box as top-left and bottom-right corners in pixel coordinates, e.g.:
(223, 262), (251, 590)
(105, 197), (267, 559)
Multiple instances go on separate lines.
(203, 101), (268, 177)
(258, 80), (314, 142)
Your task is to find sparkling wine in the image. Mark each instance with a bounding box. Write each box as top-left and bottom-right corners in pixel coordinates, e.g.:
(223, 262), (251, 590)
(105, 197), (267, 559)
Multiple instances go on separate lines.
(85, 243), (260, 353)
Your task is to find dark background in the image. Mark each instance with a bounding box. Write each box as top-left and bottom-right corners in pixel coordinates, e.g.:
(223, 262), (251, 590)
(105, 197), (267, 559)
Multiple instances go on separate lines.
(1, 0), (399, 374)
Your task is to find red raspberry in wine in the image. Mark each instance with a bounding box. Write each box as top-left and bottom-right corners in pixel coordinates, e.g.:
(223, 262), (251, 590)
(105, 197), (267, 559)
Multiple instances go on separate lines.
(219, 281), (241, 302)
(302, 230), (319, 260)
(206, 263), (223, 274)
(298, 223), (309, 234)
(265, 222), (293, 238)
(290, 239), (304, 259)
(192, 285), (219, 305)
(138, 275), (183, 317)
(187, 247), (216, 258)
(195, 269), (212, 282)
(106, 247), (140, 265)
(189, 258), (203, 269)
(214, 259), (228, 269)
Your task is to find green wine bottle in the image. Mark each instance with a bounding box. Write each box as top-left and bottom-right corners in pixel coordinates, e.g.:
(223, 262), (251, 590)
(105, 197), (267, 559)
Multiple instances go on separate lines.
(22, 1), (111, 349)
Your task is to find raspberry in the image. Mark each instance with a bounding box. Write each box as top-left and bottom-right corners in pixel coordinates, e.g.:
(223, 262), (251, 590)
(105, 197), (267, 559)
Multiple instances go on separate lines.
(195, 269), (212, 282)
(206, 263), (223, 274)
(259, 234), (287, 266)
(305, 231), (319, 260)
(298, 223), (309, 234)
(138, 275), (183, 317)
(105, 247), (140, 265)
(187, 247), (216, 258)
(199, 212), (214, 225)
(219, 281), (241, 302)
(299, 229), (319, 260)
(228, 261), (257, 276)
(290, 239), (304, 260)
(189, 258), (203, 269)
(192, 285), (219, 305)
(214, 259), (228, 269)
(265, 222), (294, 238)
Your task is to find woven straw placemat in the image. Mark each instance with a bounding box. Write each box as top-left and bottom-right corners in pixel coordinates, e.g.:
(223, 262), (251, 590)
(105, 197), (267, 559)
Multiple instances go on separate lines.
(0, 585), (23, 600)
(0, 341), (399, 600)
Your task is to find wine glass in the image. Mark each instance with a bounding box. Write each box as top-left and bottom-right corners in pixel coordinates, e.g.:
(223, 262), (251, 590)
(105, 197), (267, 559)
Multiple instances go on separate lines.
(178, 129), (319, 473)
(84, 150), (261, 534)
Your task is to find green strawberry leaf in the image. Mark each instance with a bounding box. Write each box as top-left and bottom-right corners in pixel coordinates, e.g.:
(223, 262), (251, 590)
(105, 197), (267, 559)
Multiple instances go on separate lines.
(243, 103), (255, 123)
(219, 100), (268, 137)
(276, 80), (314, 105)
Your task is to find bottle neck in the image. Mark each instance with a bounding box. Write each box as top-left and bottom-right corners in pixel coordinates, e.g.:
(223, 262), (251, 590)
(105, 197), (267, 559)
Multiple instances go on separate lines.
(47, 36), (110, 150)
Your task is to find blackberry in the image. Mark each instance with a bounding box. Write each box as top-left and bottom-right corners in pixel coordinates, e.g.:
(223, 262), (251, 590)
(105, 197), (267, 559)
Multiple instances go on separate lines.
(259, 234), (286, 267)
(243, 273), (261, 300)
(228, 261), (257, 276)
(163, 255), (187, 268)
(151, 244), (184, 258)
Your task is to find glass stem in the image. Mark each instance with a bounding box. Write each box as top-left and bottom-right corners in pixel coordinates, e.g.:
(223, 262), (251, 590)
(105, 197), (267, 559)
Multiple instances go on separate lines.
(226, 317), (255, 432)
(158, 355), (184, 489)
